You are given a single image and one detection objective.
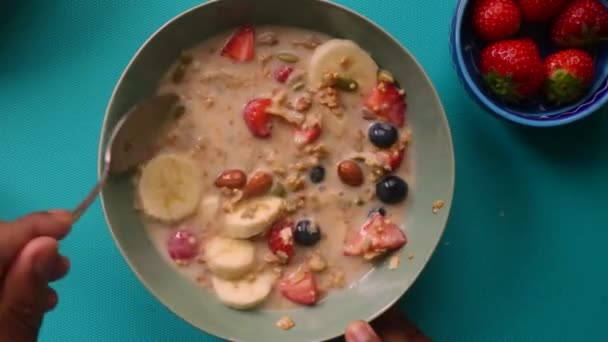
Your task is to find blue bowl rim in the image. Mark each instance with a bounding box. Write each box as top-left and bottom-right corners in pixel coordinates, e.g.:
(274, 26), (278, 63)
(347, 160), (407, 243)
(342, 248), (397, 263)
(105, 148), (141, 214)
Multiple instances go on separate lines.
(451, 0), (608, 127)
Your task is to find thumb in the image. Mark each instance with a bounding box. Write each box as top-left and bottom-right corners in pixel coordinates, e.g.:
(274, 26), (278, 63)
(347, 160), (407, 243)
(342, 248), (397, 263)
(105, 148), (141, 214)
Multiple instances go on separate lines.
(345, 320), (381, 342)
(0, 236), (60, 342)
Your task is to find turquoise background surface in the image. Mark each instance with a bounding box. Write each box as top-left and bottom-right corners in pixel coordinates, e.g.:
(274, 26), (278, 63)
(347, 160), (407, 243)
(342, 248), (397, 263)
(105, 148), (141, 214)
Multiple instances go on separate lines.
(1, 0), (607, 341)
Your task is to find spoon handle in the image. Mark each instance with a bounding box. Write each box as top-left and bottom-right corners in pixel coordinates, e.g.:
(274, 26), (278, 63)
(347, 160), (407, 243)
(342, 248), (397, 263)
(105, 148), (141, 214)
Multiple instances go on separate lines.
(71, 168), (110, 222)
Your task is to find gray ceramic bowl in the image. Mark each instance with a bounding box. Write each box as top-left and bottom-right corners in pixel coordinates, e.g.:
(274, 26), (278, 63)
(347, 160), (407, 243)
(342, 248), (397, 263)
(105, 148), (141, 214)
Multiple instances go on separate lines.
(99, 0), (455, 341)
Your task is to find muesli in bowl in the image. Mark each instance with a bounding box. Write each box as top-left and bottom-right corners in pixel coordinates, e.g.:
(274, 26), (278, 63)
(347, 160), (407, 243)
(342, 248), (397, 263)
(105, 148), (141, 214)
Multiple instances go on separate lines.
(136, 25), (413, 311)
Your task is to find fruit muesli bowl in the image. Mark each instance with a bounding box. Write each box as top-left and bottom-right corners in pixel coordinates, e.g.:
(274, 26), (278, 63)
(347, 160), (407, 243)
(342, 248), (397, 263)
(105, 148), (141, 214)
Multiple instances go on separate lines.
(99, 0), (454, 341)
(450, 0), (608, 127)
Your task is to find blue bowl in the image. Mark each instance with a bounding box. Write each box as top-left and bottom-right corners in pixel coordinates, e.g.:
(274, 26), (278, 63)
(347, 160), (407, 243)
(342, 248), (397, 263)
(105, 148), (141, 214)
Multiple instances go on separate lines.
(450, 0), (608, 127)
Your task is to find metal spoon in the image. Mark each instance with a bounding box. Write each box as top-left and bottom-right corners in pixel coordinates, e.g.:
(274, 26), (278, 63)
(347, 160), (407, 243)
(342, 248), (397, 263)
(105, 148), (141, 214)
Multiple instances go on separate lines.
(71, 93), (181, 222)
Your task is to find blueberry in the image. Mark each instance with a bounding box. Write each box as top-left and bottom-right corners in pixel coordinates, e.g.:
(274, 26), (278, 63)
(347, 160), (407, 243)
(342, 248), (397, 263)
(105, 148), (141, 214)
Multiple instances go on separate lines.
(294, 220), (321, 246)
(309, 166), (325, 184)
(376, 175), (408, 204)
(368, 207), (387, 217)
(368, 122), (398, 148)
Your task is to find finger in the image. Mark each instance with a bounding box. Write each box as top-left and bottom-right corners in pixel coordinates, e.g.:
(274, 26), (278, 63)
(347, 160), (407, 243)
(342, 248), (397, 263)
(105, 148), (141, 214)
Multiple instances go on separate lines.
(345, 320), (381, 342)
(0, 236), (60, 342)
(0, 210), (72, 238)
(48, 256), (70, 282)
(371, 306), (402, 329)
(0, 210), (72, 264)
(402, 317), (431, 342)
(372, 307), (430, 342)
(44, 287), (58, 312)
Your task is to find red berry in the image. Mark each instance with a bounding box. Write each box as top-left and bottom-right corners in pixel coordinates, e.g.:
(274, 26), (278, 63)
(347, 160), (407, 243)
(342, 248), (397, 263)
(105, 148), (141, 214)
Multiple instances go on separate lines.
(550, 0), (608, 47)
(376, 148), (405, 172)
(273, 65), (294, 83)
(343, 213), (407, 259)
(293, 124), (321, 147)
(243, 98), (272, 138)
(472, 0), (522, 42)
(221, 25), (255, 62)
(518, 0), (570, 23)
(268, 219), (295, 264)
(544, 49), (595, 104)
(387, 149), (405, 171)
(278, 270), (320, 305)
(479, 39), (545, 101)
(363, 82), (406, 127)
(167, 229), (198, 262)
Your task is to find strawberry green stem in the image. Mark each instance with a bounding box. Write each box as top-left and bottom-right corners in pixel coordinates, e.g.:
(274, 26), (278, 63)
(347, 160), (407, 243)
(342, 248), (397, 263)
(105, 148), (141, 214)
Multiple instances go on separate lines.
(546, 69), (585, 105)
(483, 71), (520, 103)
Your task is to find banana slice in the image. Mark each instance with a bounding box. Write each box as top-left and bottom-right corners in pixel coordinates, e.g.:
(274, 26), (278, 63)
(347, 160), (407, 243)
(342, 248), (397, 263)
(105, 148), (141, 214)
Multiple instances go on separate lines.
(308, 39), (378, 94)
(211, 271), (277, 310)
(137, 153), (202, 222)
(205, 237), (256, 280)
(223, 196), (284, 239)
(195, 195), (220, 226)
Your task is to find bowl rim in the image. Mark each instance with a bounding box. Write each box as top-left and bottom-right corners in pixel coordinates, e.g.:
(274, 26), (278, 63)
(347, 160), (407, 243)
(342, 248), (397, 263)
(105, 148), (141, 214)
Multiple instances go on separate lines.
(99, 0), (455, 340)
(452, 0), (608, 128)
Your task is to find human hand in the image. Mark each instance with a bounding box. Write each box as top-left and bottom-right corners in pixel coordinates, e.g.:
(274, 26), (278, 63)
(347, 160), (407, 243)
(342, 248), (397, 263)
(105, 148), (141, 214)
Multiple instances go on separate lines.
(0, 210), (72, 342)
(345, 307), (430, 342)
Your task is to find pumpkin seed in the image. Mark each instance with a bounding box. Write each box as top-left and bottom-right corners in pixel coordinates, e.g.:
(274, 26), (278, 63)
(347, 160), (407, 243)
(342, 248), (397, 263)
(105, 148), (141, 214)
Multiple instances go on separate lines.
(258, 32), (279, 46)
(287, 70), (305, 86)
(172, 105), (186, 119)
(270, 182), (287, 198)
(378, 69), (395, 84)
(292, 35), (321, 49)
(291, 81), (306, 91)
(276, 51), (300, 63)
(179, 51), (194, 65)
(171, 64), (187, 84)
(335, 76), (358, 92)
(171, 51), (194, 83)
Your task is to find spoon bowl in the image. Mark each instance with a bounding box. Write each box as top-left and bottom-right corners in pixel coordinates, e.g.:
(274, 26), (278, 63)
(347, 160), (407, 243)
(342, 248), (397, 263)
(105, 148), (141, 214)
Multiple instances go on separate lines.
(71, 93), (179, 222)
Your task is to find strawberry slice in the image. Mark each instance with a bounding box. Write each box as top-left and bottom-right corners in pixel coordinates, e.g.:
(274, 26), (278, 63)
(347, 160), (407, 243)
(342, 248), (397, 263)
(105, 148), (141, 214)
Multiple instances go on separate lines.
(293, 124), (321, 147)
(364, 82), (406, 127)
(343, 213), (407, 259)
(378, 149), (405, 171)
(278, 270), (320, 305)
(221, 25), (255, 62)
(268, 219), (295, 264)
(388, 149), (405, 171)
(273, 65), (294, 83)
(243, 98), (272, 138)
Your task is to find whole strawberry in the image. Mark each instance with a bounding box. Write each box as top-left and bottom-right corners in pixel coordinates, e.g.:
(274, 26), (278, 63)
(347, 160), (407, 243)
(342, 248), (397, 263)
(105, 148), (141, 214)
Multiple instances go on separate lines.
(550, 0), (608, 47)
(479, 39), (545, 102)
(544, 49), (595, 104)
(473, 0), (522, 42)
(518, 0), (570, 23)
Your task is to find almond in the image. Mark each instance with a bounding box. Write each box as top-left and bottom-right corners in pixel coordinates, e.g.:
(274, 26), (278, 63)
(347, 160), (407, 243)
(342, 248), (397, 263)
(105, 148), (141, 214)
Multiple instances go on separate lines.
(244, 172), (273, 198)
(214, 169), (247, 189)
(337, 160), (363, 187)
